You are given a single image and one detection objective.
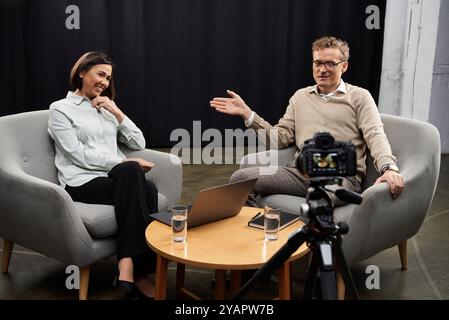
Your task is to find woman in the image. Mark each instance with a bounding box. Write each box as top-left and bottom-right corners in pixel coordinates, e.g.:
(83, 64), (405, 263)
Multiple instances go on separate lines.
(48, 51), (157, 299)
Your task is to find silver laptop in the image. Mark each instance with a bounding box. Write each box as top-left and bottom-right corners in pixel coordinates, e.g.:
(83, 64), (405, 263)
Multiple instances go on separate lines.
(149, 178), (257, 228)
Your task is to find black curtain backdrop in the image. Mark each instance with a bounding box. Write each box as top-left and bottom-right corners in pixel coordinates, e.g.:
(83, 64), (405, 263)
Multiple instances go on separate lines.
(0, 0), (386, 147)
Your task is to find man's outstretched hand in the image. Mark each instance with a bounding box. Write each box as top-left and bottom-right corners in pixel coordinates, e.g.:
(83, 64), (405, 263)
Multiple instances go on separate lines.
(374, 170), (405, 199)
(210, 90), (253, 120)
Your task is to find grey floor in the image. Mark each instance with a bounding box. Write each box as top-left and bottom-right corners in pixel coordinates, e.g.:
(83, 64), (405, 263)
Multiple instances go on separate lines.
(1, 155), (448, 300)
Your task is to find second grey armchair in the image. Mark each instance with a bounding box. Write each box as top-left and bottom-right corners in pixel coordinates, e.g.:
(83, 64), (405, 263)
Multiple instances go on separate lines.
(238, 114), (440, 270)
(0, 110), (182, 299)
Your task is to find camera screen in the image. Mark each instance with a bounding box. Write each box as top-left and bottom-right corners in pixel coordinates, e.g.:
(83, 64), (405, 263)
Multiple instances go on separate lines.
(312, 152), (338, 171)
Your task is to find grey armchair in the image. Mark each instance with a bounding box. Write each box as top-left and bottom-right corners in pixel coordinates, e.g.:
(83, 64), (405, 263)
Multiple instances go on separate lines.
(239, 114), (440, 269)
(0, 110), (182, 299)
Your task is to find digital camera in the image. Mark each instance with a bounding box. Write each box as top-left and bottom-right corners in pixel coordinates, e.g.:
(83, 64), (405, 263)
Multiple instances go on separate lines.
(297, 132), (357, 177)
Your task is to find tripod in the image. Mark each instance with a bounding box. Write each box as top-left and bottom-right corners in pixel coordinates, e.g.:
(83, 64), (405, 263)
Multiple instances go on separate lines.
(233, 178), (362, 300)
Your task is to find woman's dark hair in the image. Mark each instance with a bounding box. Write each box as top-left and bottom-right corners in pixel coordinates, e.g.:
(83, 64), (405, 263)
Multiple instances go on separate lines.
(70, 51), (115, 99)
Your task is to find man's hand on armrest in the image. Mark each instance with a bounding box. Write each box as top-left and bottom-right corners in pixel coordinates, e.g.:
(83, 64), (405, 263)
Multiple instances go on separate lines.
(374, 170), (405, 199)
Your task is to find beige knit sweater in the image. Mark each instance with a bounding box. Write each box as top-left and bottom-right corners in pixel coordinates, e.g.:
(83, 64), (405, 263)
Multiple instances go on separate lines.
(249, 83), (396, 181)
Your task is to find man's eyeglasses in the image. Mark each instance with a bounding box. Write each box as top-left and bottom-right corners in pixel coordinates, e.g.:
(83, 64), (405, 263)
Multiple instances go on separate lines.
(313, 60), (345, 69)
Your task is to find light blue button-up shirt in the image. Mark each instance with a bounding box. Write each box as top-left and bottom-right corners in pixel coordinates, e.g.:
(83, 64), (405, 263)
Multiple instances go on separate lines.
(48, 91), (146, 187)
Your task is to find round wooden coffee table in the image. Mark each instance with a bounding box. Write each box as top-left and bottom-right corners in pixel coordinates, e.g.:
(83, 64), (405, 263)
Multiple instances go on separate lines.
(145, 206), (309, 300)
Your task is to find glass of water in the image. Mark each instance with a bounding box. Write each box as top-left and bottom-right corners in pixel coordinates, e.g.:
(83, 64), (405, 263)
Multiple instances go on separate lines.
(264, 207), (281, 241)
(171, 205), (188, 243)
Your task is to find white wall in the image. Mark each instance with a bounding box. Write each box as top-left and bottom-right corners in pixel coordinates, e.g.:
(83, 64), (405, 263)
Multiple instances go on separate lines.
(429, 0), (449, 153)
(379, 0), (448, 153)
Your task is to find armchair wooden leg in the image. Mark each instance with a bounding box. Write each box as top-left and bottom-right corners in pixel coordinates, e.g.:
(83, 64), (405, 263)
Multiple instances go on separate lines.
(336, 271), (345, 300)
(79, 266), (90, 300)
(398, 240), (408, 270)
(2, 240), (14, 273)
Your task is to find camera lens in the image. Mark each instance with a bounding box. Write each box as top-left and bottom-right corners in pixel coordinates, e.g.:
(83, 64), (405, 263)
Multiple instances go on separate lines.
(319, 137), (331, 148)
(314, 132), (334, 149)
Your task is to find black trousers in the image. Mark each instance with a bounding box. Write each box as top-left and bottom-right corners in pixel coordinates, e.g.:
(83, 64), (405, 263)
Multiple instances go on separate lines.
(65, 161), (158, 276)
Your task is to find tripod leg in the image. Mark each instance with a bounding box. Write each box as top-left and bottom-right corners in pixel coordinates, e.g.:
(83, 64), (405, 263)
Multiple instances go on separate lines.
(233, 226), (310, 300)
(317, 242), (337, 300)
(320, 270), (337, 300)
(302, 251), (319, 299)
(333, 236), (360, 300)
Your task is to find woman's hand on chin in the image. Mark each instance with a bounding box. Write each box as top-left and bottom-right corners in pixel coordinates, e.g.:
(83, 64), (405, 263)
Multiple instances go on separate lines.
(92, 96), (125, 123)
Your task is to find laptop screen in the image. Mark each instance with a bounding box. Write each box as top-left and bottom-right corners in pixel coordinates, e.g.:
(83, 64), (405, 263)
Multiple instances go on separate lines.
(149, 178), (257, 228)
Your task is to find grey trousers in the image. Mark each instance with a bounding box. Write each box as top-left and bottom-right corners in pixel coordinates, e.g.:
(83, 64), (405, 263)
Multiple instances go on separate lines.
(230, 166), (361, 207)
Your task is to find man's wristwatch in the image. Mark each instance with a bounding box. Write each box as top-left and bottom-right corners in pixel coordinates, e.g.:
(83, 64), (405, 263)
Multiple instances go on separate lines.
(381, 163), (400, 174)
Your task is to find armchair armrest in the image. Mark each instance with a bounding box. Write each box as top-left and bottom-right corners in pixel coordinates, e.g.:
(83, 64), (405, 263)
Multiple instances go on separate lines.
(121, 148), (182, 208)
(0, 167), (96, 266)
(239, 146), (297, 169)
(341, 154), (437, 264)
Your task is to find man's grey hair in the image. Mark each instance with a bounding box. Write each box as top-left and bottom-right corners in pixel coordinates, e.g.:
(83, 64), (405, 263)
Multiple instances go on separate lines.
(312, 36), (350, 61)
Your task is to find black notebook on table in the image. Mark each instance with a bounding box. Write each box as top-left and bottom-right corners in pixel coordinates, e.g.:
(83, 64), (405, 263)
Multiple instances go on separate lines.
(247, 210), (301, 230)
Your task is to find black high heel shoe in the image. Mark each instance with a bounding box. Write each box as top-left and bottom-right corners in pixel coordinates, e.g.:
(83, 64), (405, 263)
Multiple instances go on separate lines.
(113, 275), (154, 300)
(113, 274), (141, 300)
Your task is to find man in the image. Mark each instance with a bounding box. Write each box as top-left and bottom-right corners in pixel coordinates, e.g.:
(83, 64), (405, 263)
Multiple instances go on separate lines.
(210, 36), (404, 206)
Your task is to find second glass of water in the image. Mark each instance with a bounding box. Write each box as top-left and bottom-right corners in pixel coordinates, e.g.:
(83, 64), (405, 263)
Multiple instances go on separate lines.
(171, 205), (188, 243)
(264, 207), (281, 241)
